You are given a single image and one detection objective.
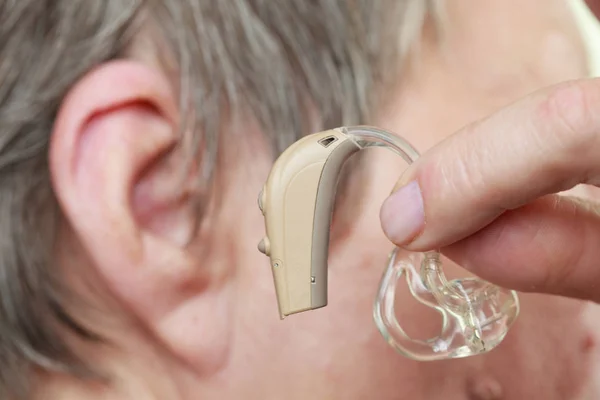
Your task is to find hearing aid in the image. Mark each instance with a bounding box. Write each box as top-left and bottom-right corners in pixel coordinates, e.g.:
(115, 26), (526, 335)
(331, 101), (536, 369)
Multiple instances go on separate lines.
(257, 126), (520, 361)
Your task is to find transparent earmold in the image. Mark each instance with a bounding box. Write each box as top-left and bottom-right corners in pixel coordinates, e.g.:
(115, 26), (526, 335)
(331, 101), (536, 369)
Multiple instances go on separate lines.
(342, 126), (520, 361)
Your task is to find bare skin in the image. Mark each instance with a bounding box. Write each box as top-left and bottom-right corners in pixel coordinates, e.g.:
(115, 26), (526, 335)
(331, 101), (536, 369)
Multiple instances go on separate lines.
(38, 1), (600, 399)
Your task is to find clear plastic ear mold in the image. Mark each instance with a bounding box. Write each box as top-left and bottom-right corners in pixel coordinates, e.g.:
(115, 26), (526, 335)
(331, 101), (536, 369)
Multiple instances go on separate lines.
(341, 126), (520, 361)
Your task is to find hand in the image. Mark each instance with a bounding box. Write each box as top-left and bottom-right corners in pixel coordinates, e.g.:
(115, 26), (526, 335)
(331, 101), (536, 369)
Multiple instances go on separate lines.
(380, 78), (600, 302)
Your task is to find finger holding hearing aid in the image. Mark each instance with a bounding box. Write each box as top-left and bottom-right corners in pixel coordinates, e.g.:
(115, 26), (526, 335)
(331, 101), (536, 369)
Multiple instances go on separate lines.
(380, 78), (600, 302)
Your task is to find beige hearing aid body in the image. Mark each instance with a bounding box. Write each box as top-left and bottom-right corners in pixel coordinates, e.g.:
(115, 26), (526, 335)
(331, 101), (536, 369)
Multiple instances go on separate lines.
(258, 128), (357, 318)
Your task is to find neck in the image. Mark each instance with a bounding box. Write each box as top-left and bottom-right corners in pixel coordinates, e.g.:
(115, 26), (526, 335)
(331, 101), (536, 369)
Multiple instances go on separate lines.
(30, 328), (194, 400)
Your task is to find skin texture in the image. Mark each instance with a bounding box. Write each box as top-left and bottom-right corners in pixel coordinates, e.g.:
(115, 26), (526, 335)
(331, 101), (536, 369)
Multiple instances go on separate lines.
(38, 1), (600, 399)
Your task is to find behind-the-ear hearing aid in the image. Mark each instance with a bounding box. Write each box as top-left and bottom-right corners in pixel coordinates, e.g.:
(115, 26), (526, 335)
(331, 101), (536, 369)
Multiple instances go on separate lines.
(257, 126), (520, 361)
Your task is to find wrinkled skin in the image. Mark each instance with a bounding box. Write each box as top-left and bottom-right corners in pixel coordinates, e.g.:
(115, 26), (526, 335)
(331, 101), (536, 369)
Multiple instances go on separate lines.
(206, 1), (600, 399)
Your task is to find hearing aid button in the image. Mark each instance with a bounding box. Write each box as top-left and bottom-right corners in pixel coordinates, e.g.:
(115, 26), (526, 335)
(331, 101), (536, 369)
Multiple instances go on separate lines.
(257, 237), (270, 256)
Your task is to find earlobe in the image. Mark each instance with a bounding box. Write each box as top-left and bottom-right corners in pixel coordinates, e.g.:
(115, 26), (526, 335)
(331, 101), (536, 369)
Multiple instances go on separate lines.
(49, 60), (233, 374)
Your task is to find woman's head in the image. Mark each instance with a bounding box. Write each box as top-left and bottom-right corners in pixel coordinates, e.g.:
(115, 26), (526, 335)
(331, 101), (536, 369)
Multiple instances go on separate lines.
(0, 1), (438, 397)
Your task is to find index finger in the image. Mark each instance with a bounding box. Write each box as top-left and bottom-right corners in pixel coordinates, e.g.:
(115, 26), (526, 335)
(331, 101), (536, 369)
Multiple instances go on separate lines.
(380, 78), (600, 250)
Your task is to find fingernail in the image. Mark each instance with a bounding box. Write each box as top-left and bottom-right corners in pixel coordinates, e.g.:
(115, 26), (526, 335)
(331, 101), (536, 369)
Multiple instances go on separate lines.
(380, 180), (424, 245)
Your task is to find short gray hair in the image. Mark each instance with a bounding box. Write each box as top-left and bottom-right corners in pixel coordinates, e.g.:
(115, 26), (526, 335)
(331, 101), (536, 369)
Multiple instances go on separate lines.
(0, 0), (438, 397)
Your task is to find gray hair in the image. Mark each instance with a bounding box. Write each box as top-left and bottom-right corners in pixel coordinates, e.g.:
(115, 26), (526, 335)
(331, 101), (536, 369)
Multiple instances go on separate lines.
(0, 0), (438, 397)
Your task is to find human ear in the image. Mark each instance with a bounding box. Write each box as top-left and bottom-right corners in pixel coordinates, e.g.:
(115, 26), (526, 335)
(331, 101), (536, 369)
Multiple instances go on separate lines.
(49, 60), (231, 374)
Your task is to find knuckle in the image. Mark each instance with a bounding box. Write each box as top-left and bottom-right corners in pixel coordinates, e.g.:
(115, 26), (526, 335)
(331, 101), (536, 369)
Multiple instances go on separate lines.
(435, 141), (492, 208)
